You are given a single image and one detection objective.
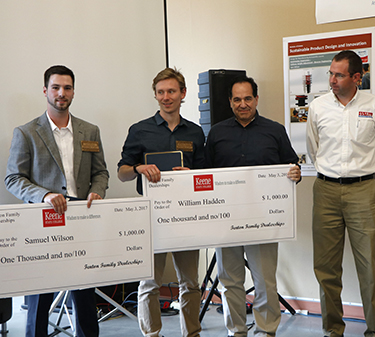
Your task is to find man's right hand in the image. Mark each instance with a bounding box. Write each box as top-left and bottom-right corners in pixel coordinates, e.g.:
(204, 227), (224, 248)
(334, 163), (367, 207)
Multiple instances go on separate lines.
(43, 193), (67, 215)
(136, 164), (161, 183)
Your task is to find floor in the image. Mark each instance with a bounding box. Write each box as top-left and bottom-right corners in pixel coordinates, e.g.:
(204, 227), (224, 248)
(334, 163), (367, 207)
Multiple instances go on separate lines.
(2, 296), (368, 337)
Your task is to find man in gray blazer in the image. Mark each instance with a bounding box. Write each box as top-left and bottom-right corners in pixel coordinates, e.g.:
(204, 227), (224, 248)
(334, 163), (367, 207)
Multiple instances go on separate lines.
(5, 65), (109, 337)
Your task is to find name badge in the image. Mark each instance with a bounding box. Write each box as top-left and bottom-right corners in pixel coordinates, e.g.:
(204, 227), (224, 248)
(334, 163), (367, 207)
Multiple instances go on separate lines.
(81, 141), (100, 152)
(358, 111), (373, 118)
(176, 140), (193, 152)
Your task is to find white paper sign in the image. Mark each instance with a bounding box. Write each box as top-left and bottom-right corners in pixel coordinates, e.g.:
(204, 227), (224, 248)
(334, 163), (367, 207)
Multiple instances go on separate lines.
(316, 0), (375, 24)
(143, 165), (296, 253)
(0, 198), (153, 298)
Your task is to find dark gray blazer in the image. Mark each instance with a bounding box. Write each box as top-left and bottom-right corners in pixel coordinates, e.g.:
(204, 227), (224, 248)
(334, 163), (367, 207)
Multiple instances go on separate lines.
(5, 112), (109, 203)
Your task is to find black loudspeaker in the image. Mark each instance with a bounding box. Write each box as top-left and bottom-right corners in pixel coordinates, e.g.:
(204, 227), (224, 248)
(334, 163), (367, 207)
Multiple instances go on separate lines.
(198, 69), (246, 137)
(209, 69), (246, 125)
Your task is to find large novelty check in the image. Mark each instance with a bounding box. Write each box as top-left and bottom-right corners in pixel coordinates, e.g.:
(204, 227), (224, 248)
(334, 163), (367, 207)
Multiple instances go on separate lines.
(0, 198), (153, 298)
(143, 165), (296, 253)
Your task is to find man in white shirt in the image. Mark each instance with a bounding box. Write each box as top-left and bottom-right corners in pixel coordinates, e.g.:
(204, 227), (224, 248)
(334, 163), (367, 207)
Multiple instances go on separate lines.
(306, 50), (375, 337)
(5, 65), (109, 337)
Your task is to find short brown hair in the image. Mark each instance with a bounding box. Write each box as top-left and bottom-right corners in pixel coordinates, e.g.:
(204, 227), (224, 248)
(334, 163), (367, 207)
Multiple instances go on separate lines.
(333, 50), (363, 76)
(152, 67), (186, 93)
(44, 65), (75, 88)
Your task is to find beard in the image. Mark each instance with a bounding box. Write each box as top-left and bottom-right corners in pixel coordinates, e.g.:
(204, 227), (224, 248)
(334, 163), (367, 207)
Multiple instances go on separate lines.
(47, 96), (72, 112)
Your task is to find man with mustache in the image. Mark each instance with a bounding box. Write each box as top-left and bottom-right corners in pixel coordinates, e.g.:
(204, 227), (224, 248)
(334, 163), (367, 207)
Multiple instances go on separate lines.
(205, 76), (301, 337)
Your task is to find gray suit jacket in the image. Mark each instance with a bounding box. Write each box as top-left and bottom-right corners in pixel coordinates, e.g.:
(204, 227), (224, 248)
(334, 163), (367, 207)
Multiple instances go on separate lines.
(5, 112), (109, 203)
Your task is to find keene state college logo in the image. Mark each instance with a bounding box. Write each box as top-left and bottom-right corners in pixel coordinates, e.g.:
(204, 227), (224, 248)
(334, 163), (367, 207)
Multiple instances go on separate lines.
(193, 174), (214, 192)
(42, 209), (66, 227)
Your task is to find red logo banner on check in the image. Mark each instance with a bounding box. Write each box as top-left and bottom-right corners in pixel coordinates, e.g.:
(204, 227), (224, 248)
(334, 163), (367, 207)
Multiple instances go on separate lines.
(193, 174), (214, 192)
(42, 209), (66, 227)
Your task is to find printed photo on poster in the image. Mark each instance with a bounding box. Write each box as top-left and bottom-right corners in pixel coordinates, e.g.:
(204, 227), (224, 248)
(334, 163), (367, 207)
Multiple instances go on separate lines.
(283, 28), (375, 176)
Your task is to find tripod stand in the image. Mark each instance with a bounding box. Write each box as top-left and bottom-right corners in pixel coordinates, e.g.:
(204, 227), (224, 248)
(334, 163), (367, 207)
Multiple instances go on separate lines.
(95, 288), (137, 322)
(48, 291), (74, 337)
(47, 288), (137, 336)
(199, 252), (296, 322)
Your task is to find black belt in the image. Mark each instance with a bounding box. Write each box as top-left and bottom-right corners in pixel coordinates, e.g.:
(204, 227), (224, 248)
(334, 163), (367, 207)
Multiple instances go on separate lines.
(317, 172), (375, 184)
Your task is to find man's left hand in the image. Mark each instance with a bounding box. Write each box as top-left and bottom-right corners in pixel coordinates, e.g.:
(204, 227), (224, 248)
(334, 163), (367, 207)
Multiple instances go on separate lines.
(87, 192), (102, 208)
(172, 166), (190, 171)
(287, 164), (301, 182)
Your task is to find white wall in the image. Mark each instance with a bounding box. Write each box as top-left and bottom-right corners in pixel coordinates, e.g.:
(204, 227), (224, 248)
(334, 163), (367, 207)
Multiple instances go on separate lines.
(0, 0), (166, 204)
(0, 0), (372, 308)
(166, 0), (375, 305)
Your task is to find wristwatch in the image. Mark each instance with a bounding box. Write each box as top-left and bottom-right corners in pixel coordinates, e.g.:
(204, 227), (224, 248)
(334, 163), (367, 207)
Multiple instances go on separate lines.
(133, 164), (141, 174)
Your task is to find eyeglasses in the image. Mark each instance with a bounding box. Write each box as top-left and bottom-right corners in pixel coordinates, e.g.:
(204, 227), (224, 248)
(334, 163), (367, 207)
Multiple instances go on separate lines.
(327, 71), (352, 79)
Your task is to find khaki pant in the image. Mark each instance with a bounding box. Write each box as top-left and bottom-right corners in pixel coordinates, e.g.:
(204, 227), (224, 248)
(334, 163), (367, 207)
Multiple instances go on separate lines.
(313, 178), (375, 337)
(216, 243), (280, 337)
(138, 250), (201, 337)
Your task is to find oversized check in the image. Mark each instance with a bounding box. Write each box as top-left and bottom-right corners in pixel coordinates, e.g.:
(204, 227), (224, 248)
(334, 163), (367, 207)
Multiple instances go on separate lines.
(0, 198), (153, 298)
(143, 165), (296, 253)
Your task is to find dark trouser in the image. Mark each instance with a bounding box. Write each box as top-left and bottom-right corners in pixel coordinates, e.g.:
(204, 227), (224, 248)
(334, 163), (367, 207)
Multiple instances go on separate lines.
(26, 288), (99, 337)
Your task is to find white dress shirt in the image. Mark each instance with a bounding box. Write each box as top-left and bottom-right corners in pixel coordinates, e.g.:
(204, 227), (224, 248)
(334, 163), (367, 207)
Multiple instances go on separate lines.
(46, 112), (78, 197)
(306, 89), (375, 178)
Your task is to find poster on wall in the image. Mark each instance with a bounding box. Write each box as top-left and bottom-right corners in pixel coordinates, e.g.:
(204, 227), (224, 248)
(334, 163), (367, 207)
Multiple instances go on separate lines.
(283, 28), (375, 176)
(316, 0), (375, 24)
